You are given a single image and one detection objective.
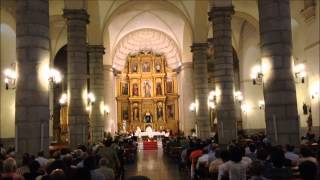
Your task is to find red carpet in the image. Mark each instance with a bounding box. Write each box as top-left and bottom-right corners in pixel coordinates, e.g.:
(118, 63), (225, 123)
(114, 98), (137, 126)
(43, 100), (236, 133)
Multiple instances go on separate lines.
(143, 141), (158, 150)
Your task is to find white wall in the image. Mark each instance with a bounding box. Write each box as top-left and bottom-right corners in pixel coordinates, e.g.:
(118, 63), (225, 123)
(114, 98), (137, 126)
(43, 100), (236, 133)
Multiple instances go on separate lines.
(304, 3), (320, 134)
(232, 17), (265, 132)
(0, 23), (16, 138)
(291, 1), (320, 135)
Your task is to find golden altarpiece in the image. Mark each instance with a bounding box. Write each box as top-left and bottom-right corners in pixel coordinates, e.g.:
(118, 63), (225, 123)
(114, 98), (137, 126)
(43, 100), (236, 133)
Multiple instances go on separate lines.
(116, 52), (179, 133)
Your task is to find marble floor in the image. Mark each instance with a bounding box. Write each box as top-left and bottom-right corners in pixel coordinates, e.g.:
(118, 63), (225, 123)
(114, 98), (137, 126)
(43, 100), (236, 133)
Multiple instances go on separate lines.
(124, 149), (185, 180)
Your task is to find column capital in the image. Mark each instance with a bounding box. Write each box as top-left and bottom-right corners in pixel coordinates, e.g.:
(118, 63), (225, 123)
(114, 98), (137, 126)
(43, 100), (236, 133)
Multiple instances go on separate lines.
(103, 65), (113, 72)
(208, 6), (234, 20)
(180, 62), (193, 70)
(88, 45), (105, 55)
(63, 9), (89, 23)
(191, 43), (208, 52)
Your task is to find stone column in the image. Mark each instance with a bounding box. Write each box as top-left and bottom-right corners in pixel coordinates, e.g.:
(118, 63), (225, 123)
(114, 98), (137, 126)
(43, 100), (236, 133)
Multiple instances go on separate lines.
(88, 45), (105, 143)
(258, 0), (299, 145)
(104, 65), (116, 134)
(208, 38), (215, 91)
(63, 9), (89, 147)
(15, 0), (50, 155)
(191, 43), (211, 139)
(209, 5), (237, 145)
(180, 62), (195, 136)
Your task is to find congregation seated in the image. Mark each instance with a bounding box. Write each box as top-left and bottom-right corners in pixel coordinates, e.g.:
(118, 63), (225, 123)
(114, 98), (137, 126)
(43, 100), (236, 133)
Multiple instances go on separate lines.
(163, 132), (320, 180)
(0, 134), (138, 180)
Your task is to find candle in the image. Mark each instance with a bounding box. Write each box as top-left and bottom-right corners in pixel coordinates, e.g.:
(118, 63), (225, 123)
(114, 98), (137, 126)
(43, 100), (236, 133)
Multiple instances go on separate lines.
(273, 115), (278, 144)
(15, 128), (18, 153)
(221, 121), (224, 138)
(41, 123), (44, 151)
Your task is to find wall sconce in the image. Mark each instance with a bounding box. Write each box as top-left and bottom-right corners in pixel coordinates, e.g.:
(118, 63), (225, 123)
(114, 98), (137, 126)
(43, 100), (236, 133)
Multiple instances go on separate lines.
(294, 64), (306, 83)
(3, 68), (17, 90)
(87, 92), (96, 105)
(208, 90), (217, 109)
(234, 91), (243, 103)
(86, 106), (92, 112)
(189, 102), (196, 112)
(258, 100), (265, 109)
(48, 68), (62, 86)
(208, 102), (215, 109)
(251, 65), (263, 85)
(241, 103), (251, 112)
(104, 105), (110, 115)
(209, 90), (217, 101)
(311, 92), (319, 100)
(59, 93), (67, 105)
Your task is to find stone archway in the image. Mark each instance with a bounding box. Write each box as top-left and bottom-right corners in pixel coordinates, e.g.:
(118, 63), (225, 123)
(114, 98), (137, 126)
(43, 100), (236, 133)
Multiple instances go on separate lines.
(52, 45), (67, 143)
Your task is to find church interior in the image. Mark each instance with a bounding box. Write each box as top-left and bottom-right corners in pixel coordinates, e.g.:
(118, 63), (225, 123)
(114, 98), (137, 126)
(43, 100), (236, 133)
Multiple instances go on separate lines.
(0, 0), (320, 179)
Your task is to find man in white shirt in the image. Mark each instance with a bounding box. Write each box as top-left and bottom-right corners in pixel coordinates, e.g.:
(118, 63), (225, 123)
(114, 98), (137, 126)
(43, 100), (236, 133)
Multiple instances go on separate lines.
(284, 145), (299, 165)
(196, 149), (209, 169)
(218, 147), (248, 180)
(35, 151), (48, 168)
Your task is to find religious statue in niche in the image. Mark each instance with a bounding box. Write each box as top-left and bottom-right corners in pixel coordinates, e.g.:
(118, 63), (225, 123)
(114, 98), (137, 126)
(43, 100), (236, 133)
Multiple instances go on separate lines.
(142, 62), (150, 72)
(121, 83), (128, 95)
(132, 83), (139, 96)
(144, 112), (152, 123)
(155, 62), (161, 73)
(143, 80), (152, 97)
(133, 107), (139, 121)
(156, 82), (162, 96)
(167, 104), (174, 119)
(122, 108), (128, 121)
(131, 63), (138, 73)
(157, 102), (163, 121)
(166, 80), (173, 93)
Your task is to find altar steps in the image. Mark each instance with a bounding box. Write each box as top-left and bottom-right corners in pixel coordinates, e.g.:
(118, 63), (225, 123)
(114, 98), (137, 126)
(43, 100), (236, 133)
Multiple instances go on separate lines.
(143, 141), (158, 150)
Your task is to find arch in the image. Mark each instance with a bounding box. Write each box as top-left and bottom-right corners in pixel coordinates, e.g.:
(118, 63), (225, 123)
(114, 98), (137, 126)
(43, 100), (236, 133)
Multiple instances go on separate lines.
(233, 11), (259, 32)
(0, 8), (16, 31)
(101, 0), (193, 40)
(52, 45), (68, 143)
(50, 15), (67, 62)
(102, 0), (193, 66)
(112, 29), (181, 70)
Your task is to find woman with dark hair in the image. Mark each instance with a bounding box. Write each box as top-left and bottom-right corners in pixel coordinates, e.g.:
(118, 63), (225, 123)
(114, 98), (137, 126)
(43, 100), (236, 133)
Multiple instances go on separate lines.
(23, 160), (42, 180)
(82, 156), (104, 180)
(298, 146), (318, 165)
(16, 153), (31, 176)
(299, 161), (318, 180)
(218, 147), (247, 180)
(264, 147), (293, 179)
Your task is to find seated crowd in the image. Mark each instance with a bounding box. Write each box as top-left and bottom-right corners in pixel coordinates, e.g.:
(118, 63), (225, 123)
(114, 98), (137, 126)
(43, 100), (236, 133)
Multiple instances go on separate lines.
(163, 132), (320, 180)
(0, 135), (138, 180)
